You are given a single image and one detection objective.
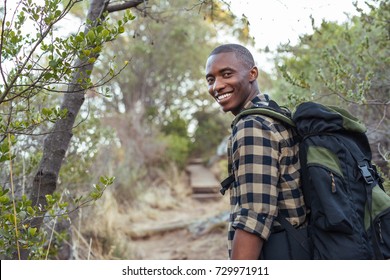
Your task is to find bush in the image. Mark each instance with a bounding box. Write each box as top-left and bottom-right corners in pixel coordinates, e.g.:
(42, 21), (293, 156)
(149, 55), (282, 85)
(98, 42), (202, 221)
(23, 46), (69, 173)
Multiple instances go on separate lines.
(159, 134), (191, 169)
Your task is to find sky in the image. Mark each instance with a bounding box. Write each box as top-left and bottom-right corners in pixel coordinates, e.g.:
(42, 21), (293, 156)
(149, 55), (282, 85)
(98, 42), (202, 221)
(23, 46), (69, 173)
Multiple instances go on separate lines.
(227, 0), (369, 71)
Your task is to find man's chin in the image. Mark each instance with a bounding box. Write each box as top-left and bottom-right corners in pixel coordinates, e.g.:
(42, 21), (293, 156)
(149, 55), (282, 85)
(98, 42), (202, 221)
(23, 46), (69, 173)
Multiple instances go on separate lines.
(220, 105), (238, 115)
(221, 106), (231, 113)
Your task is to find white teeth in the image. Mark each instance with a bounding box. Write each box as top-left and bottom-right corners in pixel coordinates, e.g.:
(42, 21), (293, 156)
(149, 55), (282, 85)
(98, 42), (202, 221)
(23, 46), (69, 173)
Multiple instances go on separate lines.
(216, 93), (232, 101)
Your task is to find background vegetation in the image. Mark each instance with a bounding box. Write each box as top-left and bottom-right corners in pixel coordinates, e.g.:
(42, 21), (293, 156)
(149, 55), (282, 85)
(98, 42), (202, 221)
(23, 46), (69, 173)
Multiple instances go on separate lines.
(0, 0), (388, 259)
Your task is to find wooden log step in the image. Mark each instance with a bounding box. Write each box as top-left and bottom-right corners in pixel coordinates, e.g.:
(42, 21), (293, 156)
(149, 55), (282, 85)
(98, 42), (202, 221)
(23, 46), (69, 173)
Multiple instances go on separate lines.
(191, 193), (221, 201)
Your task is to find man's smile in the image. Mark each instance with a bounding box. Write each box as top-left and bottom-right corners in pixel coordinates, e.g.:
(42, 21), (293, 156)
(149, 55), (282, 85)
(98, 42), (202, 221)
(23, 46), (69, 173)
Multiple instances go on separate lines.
(216, 92), (233, 103)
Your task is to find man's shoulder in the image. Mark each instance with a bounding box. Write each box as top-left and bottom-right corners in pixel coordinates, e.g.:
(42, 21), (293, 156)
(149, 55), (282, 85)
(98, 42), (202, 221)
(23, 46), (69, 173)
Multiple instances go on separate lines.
(232, 113), (298, 147)
(234, 113), (291, 133)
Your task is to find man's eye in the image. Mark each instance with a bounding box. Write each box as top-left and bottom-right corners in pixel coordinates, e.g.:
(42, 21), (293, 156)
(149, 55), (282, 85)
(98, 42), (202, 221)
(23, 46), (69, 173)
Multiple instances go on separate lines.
(207, 78), (214, 84)
(223, 72), (232, 78)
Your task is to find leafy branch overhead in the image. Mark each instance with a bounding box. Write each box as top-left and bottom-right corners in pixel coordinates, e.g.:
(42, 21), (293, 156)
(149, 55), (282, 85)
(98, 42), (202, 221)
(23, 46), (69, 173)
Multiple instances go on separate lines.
(0, 0), (140, 139)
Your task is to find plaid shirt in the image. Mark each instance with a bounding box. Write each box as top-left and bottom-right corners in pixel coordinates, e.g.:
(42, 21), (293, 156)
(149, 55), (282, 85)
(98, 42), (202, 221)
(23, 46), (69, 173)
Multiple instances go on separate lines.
(226, 94), (306, 258)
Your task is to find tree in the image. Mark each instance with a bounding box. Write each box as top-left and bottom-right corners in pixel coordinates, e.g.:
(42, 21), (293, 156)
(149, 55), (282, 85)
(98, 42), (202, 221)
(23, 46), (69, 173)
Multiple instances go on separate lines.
(0, 0), (144, 260)
(92, 0), (252, 118)
(82, 0), (253, 169)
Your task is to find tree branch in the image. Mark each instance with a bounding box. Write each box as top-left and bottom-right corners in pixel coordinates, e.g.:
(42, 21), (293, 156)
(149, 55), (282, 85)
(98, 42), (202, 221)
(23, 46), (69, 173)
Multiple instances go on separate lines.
(106, 0), (146, 13)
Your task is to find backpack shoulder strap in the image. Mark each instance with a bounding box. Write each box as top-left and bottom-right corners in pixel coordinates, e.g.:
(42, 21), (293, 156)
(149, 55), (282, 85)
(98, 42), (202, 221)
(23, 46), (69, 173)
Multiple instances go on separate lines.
(232, 101), (295, 128)
(275, 214), (311, 256)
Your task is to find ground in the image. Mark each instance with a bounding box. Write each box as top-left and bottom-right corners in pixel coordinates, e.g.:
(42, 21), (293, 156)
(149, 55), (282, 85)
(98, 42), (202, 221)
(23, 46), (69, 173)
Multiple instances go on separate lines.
(129, 193), (230, 260)
(79, 161), (230, 260)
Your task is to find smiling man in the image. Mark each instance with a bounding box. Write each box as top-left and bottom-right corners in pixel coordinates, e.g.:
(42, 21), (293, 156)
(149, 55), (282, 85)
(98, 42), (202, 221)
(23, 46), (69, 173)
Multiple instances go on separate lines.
(205, 44), (307, 260)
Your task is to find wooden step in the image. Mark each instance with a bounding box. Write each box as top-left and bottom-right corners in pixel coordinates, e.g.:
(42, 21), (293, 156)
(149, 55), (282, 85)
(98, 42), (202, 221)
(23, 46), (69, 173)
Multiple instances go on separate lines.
(186, 163), (222, 200)
(191, 193), (221, 201)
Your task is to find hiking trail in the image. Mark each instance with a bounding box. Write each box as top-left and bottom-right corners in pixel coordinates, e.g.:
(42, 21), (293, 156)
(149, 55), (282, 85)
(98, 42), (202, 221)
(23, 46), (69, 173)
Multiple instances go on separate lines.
(128, 160), (229, 260)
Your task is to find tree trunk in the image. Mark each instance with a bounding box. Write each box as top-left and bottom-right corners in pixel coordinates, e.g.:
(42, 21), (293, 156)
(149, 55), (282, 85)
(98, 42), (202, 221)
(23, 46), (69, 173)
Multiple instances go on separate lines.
(15, 0), (144, 260)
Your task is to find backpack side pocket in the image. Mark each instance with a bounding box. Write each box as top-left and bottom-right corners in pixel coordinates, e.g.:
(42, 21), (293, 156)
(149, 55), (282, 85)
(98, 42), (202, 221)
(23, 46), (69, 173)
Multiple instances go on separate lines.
(306, 146), (354, 233)
(373, 208), (390, 259)
(365, 185), (390, 259)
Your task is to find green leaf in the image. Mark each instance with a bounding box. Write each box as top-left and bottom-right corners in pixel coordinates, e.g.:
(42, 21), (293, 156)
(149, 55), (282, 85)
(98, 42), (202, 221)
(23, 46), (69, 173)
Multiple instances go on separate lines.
(75, 35), (84, 43)
(86, 30), (95, 42)
(102, 29), (110, 38)
(28, 227), (37, 236)
(43, 72), (53, 80)
(99, 176), (108, 185)
(27, 206), (35, 215)
(0, 195), (10, 204)
(0, 155), (9, 162)
(49, 60), (57, 68)
(88, 57), (96, 64)
(118, 26), (125, 34)
(19, 211), (27, 220)
(0, 141), (10, 153)
(83, 49), (91, 56)
(41, 107), (51, 116)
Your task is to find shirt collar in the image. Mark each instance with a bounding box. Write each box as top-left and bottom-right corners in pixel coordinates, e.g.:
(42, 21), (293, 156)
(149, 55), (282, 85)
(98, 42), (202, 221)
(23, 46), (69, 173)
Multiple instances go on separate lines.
(242, 93), (269, 111)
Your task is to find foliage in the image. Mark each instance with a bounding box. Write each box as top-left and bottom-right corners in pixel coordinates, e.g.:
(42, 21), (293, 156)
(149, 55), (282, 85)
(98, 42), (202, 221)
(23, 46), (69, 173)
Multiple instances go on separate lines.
(80, 0), (247, 170)
(59, 102), (118, 187)
(159, 111), (191, 168)
(88, 0), (252, 129)
(0, 175), (114, 259)
(0, 0), (136, 259)
(191, 107), (231, 159)
(160, 111), (189, 139)
(0, 0), (260, 260)
(272, 0), (389, 107)
(159, 133), (191, 169)
(0, 0), (134, 141)
(197, 0), (255, 46)
(0, 0), (134, 176)
(270, 0), (389, 175)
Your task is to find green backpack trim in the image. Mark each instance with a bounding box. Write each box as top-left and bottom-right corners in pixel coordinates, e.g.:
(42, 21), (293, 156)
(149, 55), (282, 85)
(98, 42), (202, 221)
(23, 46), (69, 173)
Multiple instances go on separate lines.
(233, 107), (295, 128)
(364, 185), (390, 230)
(327, 106), (367, 133)
(306, 146), (344, 179)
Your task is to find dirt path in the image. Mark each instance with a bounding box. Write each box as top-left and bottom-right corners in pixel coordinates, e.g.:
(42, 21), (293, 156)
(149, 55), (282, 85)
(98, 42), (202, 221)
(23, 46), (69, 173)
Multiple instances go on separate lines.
(110, 161), (231, 260)
(130, 195), (230, 260)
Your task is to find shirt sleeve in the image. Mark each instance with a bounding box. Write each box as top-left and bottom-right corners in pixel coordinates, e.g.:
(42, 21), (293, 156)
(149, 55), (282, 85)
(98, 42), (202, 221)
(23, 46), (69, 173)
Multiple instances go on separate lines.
(230, 115), (282, 240)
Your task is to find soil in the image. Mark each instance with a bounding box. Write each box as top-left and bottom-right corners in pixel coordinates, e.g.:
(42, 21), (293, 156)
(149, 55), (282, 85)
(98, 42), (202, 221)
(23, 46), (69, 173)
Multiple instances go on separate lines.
(130, 195), (230, 260)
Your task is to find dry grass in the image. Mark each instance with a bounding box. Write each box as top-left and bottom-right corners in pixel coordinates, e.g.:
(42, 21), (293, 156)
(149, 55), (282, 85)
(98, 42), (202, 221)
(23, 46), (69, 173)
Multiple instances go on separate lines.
(72, 191), (137, 259)
(71, 162), (194, 259)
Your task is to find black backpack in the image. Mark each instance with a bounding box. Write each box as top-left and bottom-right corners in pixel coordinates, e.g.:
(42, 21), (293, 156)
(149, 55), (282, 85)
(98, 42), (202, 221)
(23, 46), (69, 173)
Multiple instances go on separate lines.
(223, 101), (390, 260)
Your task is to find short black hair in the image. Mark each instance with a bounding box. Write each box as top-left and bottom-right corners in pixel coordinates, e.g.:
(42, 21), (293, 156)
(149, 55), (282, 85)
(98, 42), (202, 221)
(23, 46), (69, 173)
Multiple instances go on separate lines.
(209, 44), (255, 69)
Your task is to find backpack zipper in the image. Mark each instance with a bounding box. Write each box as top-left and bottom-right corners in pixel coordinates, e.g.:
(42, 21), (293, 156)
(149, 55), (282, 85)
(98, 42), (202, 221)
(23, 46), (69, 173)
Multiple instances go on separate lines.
(330, 172), (336, 193)
(377, 220), (384, 244)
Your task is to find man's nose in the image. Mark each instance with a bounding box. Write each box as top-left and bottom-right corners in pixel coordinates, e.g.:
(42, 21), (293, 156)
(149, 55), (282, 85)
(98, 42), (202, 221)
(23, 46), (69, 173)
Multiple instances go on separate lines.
(212, 77), (225, 94)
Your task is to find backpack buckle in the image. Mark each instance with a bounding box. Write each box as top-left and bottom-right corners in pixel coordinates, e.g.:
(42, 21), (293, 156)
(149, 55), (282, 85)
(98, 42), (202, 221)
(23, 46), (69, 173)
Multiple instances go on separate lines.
(220, 174), (235, 195)
(358, 163), (374, 184)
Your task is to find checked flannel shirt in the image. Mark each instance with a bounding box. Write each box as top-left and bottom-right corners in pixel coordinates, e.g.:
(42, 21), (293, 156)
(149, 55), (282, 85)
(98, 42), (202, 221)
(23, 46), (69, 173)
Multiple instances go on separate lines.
(226, 94), (307, 258)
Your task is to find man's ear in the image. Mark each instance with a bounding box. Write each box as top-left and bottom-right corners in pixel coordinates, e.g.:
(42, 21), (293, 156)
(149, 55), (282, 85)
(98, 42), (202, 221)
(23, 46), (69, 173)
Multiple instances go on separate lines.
(249, 66), (258, 82)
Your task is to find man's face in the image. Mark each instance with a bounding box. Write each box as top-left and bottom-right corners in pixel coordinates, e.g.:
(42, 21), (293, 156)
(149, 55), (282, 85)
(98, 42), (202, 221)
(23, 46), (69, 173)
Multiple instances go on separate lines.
(205, 52), (255, 115)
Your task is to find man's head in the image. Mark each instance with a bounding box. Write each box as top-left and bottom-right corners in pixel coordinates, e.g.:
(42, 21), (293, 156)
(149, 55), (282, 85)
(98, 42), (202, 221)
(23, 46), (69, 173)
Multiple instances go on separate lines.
(205, 44), (259, 115)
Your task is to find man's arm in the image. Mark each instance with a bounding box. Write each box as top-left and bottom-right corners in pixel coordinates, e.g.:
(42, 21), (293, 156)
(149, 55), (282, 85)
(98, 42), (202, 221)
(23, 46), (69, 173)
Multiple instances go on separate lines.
(231, 229), (264, 260)
(230, 117), (280, 260)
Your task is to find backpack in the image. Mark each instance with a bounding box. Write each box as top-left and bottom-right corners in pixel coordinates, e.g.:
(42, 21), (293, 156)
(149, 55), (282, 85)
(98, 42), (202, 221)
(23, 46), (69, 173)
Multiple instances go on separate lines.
(223, 101), (390, 260)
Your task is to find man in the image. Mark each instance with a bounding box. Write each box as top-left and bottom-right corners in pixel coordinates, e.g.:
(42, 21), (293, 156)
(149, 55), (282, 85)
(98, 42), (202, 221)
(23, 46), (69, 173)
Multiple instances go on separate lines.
(205, 44), (307, 259)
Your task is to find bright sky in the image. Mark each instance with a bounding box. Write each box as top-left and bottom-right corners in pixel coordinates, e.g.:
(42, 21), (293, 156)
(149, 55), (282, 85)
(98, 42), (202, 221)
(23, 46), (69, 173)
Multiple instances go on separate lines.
(228, 0), (369, 71)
